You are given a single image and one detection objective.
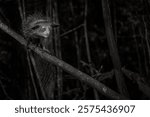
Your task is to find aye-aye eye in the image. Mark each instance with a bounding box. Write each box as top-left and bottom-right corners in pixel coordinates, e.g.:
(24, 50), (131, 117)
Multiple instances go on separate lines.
(31, 25), (40, 30)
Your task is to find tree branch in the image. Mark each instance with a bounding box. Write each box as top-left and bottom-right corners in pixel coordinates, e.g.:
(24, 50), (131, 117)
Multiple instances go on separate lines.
(102, 0), (129, 97)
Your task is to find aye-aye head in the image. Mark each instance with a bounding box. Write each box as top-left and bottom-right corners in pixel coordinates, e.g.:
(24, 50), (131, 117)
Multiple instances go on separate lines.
(22, 13), (58, 39)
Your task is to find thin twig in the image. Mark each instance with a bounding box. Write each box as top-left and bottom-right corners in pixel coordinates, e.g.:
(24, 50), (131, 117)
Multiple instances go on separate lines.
(84, 0), (99, 99)
(60, 24), (83, 37)
(53, 0), (63, 99)
(142, 16), (150, 72)
(17, 0), (24, 21)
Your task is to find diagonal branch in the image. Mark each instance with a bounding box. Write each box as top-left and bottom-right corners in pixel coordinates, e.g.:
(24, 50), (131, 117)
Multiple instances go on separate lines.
(0, 20), (128, 99)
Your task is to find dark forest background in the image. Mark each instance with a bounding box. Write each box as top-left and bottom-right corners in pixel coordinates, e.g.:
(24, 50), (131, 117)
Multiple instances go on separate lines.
(0, 0), (150, 100)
